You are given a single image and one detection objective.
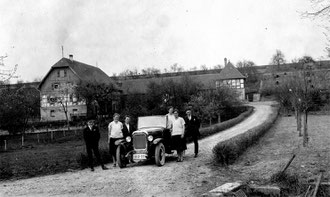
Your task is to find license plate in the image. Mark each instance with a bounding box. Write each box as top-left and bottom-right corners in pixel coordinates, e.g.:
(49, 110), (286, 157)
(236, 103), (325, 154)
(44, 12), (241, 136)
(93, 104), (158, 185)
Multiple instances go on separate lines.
(133, 154), (146, 160)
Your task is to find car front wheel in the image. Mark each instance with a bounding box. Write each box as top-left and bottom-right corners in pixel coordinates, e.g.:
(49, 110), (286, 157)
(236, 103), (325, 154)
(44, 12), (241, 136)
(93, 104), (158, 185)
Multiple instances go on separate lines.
(116, 144), (127, 168)
(155, 142), (165, 166)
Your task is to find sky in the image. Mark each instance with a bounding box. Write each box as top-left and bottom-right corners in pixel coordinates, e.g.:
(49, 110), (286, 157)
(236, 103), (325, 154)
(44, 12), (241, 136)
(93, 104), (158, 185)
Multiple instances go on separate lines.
(0, 0), (328, 83)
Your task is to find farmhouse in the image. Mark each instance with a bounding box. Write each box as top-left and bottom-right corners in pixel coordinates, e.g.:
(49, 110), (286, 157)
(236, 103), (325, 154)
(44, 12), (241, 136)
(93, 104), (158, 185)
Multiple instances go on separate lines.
(115, 58), (246, 101)
(38, 55), (120, 121)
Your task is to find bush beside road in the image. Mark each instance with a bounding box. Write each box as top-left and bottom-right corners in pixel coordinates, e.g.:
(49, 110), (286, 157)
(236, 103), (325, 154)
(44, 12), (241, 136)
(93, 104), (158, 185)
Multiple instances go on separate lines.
(212, 103), (279, 165)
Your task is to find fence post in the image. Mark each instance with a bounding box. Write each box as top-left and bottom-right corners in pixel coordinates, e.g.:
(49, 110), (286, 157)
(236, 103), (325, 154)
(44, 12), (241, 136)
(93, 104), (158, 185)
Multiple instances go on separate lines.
(21, 134), (24, 147)
(74, 129), (77, 135)
(37, 133), (40, 143)
(51, 130), (54, 141)
(63, 130), (66, 137)
(4, 140), (7, 151)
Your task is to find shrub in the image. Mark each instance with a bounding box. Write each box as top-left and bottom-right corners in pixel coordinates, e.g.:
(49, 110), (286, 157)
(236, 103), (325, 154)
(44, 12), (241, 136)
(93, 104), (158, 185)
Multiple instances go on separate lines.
(212, 104), (279, 165)
(0, 161), (13, 180)
(197, 106), (254, 140)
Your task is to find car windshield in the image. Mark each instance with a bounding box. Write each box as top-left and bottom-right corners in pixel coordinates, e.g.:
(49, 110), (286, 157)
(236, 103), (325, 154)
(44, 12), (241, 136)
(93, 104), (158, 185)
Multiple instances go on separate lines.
(138, 116), (166, 129)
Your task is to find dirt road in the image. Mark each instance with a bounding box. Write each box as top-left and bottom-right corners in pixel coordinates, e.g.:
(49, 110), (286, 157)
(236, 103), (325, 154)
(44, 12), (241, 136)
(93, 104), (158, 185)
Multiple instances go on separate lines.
(0, 101), (275, 197)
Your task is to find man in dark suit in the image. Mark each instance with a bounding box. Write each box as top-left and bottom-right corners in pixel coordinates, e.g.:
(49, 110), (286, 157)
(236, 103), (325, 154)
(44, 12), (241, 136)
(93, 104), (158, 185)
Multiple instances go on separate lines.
(122, 116), (135, 137)
(83, 120), (108, 171)
(184, 109), (201, 158)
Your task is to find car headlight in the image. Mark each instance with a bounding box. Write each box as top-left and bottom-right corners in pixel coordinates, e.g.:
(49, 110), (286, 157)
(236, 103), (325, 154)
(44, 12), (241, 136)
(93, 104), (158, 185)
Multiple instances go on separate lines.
(126, 136), (132, 142)
(147, 135), (153, 142)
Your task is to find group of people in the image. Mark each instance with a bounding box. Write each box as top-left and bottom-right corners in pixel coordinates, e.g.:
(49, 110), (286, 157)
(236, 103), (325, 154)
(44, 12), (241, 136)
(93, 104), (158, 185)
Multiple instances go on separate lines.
(166, 106), (200, 162)
(83, 114), (134, 171)
(83, 106), (200, 171)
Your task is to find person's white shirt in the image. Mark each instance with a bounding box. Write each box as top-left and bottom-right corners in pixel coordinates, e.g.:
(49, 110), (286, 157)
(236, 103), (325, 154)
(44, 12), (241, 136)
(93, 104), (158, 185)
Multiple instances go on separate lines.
(108, 121), (123, 139)
(166, 113), (175, 129)
(171, 117), (185, 136)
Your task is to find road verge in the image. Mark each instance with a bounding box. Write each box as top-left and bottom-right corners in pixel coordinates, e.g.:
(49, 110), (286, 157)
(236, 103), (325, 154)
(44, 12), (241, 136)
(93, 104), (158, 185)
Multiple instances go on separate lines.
(212, 103), (279, 165)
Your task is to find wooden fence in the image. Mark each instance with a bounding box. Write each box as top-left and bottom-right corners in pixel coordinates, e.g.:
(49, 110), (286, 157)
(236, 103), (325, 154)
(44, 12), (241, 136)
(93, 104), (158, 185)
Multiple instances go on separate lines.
(0, 127), (84, 151)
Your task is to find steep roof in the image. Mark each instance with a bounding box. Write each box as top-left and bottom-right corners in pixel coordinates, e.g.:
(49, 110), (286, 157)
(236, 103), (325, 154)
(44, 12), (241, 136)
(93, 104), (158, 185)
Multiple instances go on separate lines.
(219, 61), (246, 80)
(38, 58), (119, 90)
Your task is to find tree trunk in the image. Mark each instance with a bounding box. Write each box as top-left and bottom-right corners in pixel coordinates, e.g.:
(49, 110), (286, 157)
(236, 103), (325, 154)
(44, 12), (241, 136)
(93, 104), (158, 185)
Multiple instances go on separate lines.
(209, 117), (212, 126)
(61, 101), (70, 132)
(218, 113), (221, 123)
(297, 110), (302, 136)
(303, 110), (309, 147)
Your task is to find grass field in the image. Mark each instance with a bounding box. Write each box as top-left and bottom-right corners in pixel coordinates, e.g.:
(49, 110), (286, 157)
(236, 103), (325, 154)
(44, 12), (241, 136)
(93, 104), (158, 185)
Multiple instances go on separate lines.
(0, 129), (111, 180)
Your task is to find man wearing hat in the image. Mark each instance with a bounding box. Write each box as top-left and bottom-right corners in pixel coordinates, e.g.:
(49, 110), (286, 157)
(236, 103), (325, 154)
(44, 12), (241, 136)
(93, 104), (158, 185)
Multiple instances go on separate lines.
(83, 120), (108, 171)
(184, 109), (201, 158)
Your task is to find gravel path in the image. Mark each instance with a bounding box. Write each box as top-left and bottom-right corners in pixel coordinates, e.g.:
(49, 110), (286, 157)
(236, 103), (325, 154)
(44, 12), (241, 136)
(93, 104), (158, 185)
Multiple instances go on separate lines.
(0, 101), (275, 197)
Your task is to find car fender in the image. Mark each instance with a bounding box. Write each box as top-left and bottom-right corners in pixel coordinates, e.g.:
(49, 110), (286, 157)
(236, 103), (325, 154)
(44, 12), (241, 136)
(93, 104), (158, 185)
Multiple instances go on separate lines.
(152, 138), (164, 145)
(115, 139), (125, 145)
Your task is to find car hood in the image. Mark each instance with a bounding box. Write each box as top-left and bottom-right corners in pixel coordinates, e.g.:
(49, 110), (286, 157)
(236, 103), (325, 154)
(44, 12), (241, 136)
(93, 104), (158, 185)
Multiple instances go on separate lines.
(133, 127), (164, 134)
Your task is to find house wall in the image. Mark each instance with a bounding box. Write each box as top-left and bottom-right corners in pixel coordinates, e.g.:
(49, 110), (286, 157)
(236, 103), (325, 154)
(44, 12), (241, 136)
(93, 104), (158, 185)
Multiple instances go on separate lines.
(237, 88), (245, 100)
(39, 67), (87, 121)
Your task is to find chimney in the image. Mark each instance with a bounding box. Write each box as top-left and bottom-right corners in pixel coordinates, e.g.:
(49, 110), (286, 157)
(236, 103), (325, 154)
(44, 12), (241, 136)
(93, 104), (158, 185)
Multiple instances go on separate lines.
(69, 54), (73, 62)
(224, 58), (227, 66)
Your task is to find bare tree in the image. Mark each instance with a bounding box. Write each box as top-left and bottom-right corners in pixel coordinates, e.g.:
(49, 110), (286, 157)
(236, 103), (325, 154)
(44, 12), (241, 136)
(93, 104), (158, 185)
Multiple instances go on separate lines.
(270, 49), (286, 71)
(213, 64), (222, 70)
(75, 82), (118, 119)
(236, 60), (259, 84)
(0, 54), (18, 83)
(272, 56), (320, 147)
(119, 68), (139, 77)
(57, 83), (76, 132)
(200, 65), (208, 71)
(303, 1), (330, 55)
(189, 86), (241, 126)
(170, 63), (184, 72)
(141, 67), (161, 76)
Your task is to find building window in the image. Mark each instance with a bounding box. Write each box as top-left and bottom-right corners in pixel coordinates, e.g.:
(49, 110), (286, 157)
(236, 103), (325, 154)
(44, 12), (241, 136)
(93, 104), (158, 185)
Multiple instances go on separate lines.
(60, 70), (64, 77)
(72, 109), (78, 114)
(215, 81), (220, 88)
(64, 70), (67, 77)
(50, 110), (55, 117)
(220, 79), (245, 89)
(57, 71), (60, 77)
(52, 83), (59, 90)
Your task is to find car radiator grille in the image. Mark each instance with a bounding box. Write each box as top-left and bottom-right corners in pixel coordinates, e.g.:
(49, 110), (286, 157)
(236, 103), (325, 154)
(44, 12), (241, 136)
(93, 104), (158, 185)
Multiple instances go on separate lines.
(133, 133), (147, 149)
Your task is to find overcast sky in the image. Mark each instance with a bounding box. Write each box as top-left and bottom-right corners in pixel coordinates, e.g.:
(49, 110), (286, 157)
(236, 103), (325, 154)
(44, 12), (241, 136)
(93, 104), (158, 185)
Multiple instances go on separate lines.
(0, 0), (328, 83)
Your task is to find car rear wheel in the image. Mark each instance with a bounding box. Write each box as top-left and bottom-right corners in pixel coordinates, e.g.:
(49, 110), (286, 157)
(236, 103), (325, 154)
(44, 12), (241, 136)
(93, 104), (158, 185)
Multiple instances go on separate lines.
(155, 142), (165, 166)
(116, 144), (127, 168)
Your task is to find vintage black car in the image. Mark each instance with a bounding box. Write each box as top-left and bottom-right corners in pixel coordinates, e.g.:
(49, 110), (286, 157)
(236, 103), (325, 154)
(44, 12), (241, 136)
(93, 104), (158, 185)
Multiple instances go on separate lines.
(116, 115), (173, 168)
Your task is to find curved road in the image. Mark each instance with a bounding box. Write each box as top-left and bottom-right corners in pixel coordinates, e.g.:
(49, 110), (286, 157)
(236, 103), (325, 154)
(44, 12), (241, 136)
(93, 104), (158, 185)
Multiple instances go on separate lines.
(0, 101), (276, 197)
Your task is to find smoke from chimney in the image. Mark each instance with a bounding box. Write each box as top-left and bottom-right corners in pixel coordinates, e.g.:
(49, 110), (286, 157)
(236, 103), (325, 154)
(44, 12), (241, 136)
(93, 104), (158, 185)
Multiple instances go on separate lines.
(224, 58), (227, 66)
(69, 54), (73, 62)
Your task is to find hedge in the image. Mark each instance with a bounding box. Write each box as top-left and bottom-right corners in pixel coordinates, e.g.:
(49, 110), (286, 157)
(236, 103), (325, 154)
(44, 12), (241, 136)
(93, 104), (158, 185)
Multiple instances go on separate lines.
(196, 106), (254, 140)
(212, 103), (280, 165)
